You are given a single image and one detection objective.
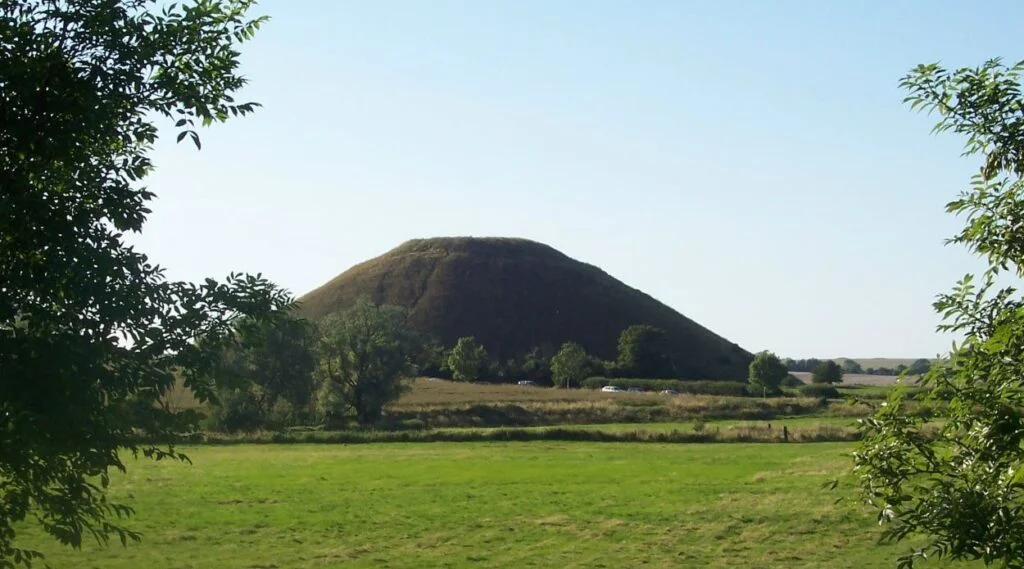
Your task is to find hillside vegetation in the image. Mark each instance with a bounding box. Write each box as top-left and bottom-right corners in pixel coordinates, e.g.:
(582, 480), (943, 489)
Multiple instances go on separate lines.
(297, 237), (752, 380)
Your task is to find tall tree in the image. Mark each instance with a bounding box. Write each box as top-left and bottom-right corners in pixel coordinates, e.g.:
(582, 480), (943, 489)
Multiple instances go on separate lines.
(0, 1), (280, 565)
(445, 336), (489, 382)
(747, 351), (788, 395)
(315, 300), (420, 426)
(616, 324), (673, 378)
(550, 342), (590, 388)
(811, 360), (843, 384)
(854, 59), (1024, 569)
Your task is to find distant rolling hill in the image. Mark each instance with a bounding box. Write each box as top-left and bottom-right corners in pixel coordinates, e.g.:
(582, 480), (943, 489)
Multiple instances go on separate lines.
(297, 237), (753, 381)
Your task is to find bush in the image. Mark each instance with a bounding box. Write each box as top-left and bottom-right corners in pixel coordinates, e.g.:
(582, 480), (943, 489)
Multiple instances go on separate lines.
(780, 374), (804, 387)
(798, 384), (841, 399)
(268, 399), (313, 428)
(581, 377), (750, 397)
(206, 388), (269, 432)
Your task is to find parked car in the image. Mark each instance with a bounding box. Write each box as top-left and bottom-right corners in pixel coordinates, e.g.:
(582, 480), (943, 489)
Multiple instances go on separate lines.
(601, 385), (624, 393)
(627, 386), (644, 393)
(517, 380), (538, 387)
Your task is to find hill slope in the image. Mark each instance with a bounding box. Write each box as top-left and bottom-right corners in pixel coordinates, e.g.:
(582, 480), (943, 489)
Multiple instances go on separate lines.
(297, 237), (752, 380)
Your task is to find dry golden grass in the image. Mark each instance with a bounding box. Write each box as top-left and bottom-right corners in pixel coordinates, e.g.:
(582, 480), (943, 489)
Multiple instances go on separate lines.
(384, 379), (839, 428)
(164, 378), (871, 430)
(791, 372), (923, 387)
(392, 378), (658, 408)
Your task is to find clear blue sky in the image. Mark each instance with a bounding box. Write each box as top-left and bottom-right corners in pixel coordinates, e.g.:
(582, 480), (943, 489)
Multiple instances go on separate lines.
(132, 0), (1024, 359)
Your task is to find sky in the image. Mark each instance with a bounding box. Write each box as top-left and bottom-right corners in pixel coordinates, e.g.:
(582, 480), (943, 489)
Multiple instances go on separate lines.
(132, 0), (1024, 359)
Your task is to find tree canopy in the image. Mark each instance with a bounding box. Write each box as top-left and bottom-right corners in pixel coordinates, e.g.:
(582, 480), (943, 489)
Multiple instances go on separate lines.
(905, 358), (932, 376)
(207, 314), (317, 431)
(222, 315), (317, 411)
(315, 299), (421, 426)
(854, 59), (1024, 569)
(782, 357), (823, 373)
(811, 360), (843, 384)
(0, 1), (281, 565)
(445, 336), (489, 382)
(747, 351), (788, 394)
(616, 324), (673, 378)
(550, 342), (590, 388)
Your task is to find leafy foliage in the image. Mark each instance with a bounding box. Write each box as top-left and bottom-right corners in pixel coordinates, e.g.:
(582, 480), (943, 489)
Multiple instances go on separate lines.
(854, 58), (1024, 569)
(205, 386), (269, 433)
(503, 346), (553, 384)
(747, 351), (788, 394)
(616, 324), (673, 379)
(445, 336), (489, 382)
(314, 299), (421, 426)
(798, 384), (841, 399)
(864, 365), (906, 376)
(905, 358), (932, 376)
(782, 357), (823, 372)
(811, 360), (843, 384)
(780, 373), (805, 387)
(208, 314), (316, 430)
(550, 342), (590, 388)
(0, 0), (280, 565)
(413, 336), (447, 378)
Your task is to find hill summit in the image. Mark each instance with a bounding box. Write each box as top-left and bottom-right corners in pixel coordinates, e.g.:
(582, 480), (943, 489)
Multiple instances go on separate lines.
(297, 237), (752, 380)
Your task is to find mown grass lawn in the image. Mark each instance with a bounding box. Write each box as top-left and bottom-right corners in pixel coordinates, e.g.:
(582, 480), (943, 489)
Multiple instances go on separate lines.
(20, 443), (972, 569)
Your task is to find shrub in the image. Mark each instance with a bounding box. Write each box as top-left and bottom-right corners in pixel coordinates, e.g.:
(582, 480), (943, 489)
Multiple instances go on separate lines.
(811, 360), (843, 384)
(798, 384), (841, 399)
(206, 388), (269, 432)
(268, 399), (311, 428)
(780, 374), (804, 387)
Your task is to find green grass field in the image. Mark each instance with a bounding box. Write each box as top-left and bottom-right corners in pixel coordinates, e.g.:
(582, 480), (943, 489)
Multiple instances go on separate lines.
(19, 443), (972, 569)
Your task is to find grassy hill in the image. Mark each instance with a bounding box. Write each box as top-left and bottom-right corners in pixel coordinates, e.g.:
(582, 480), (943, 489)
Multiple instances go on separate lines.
(297, 237), (752, 380)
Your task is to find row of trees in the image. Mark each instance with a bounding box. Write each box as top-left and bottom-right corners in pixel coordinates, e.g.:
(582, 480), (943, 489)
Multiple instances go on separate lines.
(783, 357), (932, 376)
(748, 352), (844, 394)
(783, 357), (850, 373)
(208, 310), (687, 430)
(434, 323), (679, 384)
(863, 358), (931, 376)
(209, 299), (426, 430)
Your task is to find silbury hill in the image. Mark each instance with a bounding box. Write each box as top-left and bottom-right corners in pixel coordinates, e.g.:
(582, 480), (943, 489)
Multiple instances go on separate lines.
(297, 237), (752, 381)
